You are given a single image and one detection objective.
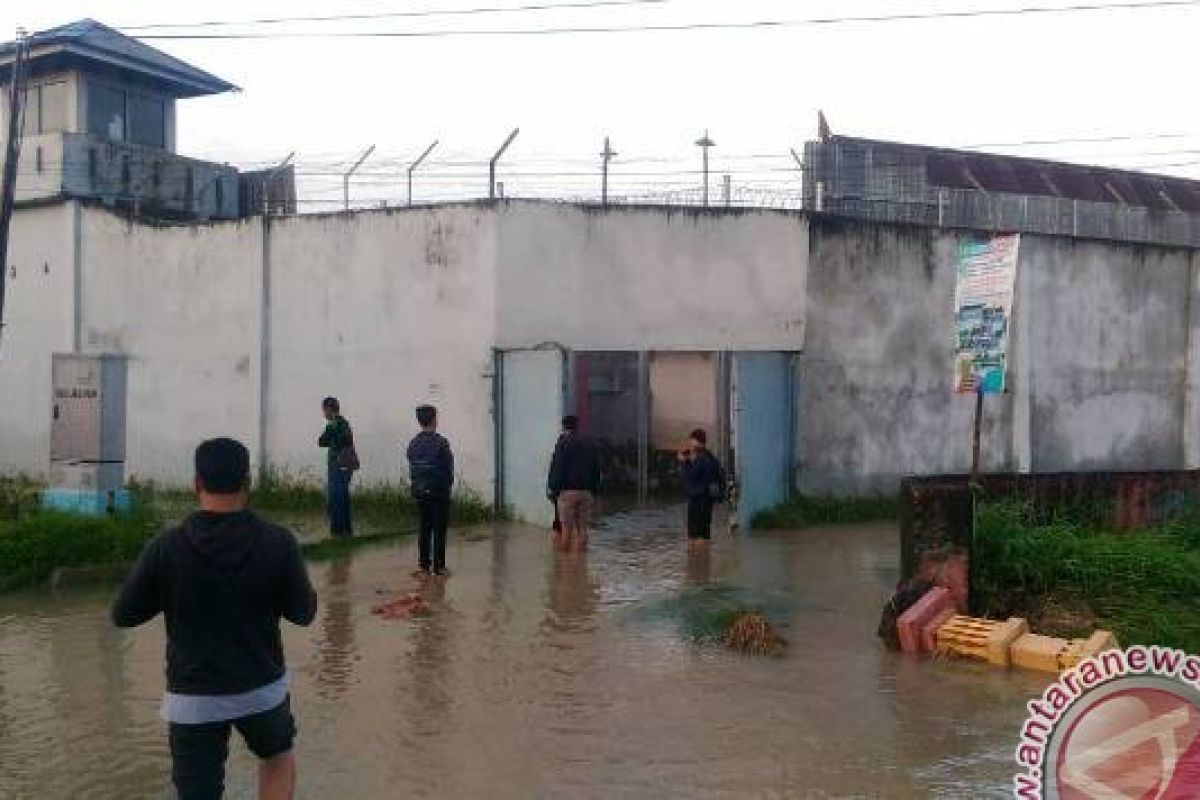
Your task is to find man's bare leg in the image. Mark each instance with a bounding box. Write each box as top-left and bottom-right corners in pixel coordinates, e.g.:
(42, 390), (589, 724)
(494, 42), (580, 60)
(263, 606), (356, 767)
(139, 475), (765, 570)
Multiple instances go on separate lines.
(260, 750), (296, 800)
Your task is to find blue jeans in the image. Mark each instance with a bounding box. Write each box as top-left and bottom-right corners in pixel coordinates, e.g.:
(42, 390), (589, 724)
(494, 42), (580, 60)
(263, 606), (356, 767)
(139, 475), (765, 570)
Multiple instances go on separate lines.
(327, 463), (353, 536)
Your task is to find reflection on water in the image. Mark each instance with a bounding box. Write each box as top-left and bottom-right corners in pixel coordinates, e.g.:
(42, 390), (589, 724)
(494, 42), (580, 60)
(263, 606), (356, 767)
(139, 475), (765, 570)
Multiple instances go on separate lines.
(0, 509), (1047, 798)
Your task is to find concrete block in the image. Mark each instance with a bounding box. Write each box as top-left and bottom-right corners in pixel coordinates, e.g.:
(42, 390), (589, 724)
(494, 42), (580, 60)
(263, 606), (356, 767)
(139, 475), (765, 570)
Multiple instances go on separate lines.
(986, 618), (1030, 666)
(1059, 630), (1120, 669)
(897, 586), (952, 653)
(1010, 633), (1070, 673)
(920, 607), (956, 653)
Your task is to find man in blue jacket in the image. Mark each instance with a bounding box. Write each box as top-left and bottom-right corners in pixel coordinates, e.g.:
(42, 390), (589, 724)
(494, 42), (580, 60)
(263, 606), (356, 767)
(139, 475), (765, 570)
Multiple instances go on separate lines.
(406, 405), (455, 576)
(112, 437), (317, 800)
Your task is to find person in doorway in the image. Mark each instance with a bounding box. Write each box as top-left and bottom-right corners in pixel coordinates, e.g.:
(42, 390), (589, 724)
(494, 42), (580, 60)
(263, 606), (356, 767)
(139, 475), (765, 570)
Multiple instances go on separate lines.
(406, 404), (455, 577)
(678, 428), (726, 550)
(111, 437), (317, 800)
(318, 397), (356, 537)
(547, 415), (601, 553)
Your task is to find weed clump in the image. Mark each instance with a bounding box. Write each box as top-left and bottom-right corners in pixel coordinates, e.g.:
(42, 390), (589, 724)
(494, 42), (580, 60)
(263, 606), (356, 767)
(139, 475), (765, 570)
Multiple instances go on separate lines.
(974, 501), (1200, 652)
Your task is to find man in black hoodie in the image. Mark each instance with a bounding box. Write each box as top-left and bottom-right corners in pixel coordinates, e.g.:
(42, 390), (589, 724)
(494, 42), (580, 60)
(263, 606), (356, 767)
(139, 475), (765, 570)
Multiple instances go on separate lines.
(406, 404), (455, 576)
(112, 438), (317, 800)
(678, 428), (726, 551)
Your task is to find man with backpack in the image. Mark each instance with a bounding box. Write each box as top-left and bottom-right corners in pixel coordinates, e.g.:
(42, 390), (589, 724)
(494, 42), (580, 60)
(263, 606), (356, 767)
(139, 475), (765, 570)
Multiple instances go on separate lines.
(678, 428), (726, 551)
(406, 405), (455, 577)
(318, 397), (358, 538)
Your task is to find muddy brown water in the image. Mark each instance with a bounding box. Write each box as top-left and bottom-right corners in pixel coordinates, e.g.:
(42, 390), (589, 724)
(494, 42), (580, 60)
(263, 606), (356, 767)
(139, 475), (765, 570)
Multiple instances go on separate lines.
(0, 511), (1049, 798)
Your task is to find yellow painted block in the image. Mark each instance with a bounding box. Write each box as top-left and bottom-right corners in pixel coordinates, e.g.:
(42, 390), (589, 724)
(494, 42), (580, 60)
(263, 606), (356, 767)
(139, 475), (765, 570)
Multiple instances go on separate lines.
(985, 617), (1030, 666)
(1011, 633), (1070, 673)
(935, 615), (1003, 662)
(1059, 630), (1120, 670)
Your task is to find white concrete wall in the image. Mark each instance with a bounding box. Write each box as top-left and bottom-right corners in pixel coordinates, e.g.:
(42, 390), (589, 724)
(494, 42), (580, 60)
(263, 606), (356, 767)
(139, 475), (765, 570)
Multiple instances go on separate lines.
(266, 208), (499, 493)
(496, 202), (808, 351)
(79, 211), (263, 483)
(0, 203), (74, 477)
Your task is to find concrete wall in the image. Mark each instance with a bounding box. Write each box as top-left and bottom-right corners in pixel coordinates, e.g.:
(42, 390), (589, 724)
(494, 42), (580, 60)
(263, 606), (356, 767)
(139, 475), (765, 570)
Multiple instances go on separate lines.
(79, 211), (263, 483)
(1020, 236), (1195, 471)
(799, 219), (1015, 494)
(0, 203), (74, 477)
(800, 219), (1199, 494)
(6, 199), (1200, 500)
(266, 208), (499, 493)
(496, 203), (808, 351)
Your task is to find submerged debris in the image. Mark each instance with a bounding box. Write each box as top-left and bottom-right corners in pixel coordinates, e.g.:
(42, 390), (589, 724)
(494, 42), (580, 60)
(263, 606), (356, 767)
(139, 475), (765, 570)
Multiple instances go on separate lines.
(723, 611), (787, 656)
(372, 593), (432, 620)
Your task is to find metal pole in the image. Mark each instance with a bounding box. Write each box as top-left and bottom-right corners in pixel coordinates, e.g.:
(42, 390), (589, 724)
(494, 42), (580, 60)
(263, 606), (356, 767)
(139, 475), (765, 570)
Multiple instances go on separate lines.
(261, 151), (295, 216)
(489, 128), (520, 200)
(0, 29), (28, 354)
(695, 130), (715, 207)
(407, 139), (439, 207)
(970, 386), (984, 485)
(600, 136), (617, 206)
(342, 144), (375, 212)
(722, 174), (731, 208)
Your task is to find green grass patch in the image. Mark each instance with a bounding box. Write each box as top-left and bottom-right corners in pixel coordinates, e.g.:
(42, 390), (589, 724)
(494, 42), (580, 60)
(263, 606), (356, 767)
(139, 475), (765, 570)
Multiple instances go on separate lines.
(974, 501), (1200, 652)
(751, 493), (898, 530)
(0, 476), (498, 591)
(0, 505), (163, 591)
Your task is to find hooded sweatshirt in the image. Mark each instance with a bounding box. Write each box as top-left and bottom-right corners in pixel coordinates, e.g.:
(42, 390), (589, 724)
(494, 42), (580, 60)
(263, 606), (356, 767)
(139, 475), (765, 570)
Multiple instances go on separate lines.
(111, 510), (317, 696)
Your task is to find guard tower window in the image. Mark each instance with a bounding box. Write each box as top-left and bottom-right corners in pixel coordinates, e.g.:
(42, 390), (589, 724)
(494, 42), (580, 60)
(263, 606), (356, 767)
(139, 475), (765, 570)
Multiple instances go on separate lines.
(87, 83), (126, 141)
(129, 94), (165, 148)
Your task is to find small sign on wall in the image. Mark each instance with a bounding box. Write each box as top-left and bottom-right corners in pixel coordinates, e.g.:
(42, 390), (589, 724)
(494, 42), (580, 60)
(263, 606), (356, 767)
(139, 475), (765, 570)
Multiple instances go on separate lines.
(954, 234), (1019, 394)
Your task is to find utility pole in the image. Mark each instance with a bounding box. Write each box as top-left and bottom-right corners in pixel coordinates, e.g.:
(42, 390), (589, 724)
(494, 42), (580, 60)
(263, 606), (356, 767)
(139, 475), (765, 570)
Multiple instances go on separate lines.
(407, 139), (438, 207)
(695, 130), (715, 207)
(600, 136), (617, 206)
(0, 28), (28, 354)
(489, 128), (519, 201)
(343, 144), (375, 212)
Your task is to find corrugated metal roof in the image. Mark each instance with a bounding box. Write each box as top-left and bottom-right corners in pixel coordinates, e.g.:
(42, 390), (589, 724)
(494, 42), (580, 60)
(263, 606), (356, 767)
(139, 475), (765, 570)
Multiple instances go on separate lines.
(0, 19), (236, 97)
(834, 135), (1200, 214)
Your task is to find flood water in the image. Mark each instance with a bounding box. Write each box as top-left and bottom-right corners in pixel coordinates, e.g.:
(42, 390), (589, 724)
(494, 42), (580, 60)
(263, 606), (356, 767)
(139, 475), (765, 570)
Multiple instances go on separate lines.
(0, 510), (1049, 799)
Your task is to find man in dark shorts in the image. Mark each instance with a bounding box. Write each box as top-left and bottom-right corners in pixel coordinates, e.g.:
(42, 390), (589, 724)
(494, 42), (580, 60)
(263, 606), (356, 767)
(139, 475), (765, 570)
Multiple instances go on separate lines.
(112, 438), (317, 800)
(406, 404), (455, 577)
(678, 428), (726, 551)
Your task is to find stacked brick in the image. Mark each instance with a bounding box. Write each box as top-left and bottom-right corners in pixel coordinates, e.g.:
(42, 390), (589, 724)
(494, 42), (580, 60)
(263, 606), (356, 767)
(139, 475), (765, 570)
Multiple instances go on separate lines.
(895, 588), (1118, 673)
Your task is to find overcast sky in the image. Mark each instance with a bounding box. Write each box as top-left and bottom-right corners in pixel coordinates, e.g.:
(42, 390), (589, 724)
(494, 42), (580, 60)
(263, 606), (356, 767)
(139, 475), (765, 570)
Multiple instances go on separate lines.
(5, 0), (1200, 208)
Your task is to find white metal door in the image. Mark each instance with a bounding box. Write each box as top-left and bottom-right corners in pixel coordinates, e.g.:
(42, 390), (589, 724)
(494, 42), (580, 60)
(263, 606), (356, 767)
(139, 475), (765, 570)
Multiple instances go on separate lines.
(500, 348), (565, 525)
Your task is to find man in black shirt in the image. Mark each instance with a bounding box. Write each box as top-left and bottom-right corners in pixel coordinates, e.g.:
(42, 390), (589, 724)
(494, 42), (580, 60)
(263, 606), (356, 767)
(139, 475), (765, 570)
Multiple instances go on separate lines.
(406, 405), (455, 576)
(679, 428), (726, 551)
(111, 437), (317, 800)
(547, 415), (601, 553)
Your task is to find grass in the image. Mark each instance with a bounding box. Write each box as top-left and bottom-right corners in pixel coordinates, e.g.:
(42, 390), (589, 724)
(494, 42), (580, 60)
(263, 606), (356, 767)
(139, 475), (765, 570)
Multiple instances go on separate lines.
(751, 493), (898, 530)
(0, 504), (164, 591)
(0, 476), (498, 590)
(973, 501), (1200, 653)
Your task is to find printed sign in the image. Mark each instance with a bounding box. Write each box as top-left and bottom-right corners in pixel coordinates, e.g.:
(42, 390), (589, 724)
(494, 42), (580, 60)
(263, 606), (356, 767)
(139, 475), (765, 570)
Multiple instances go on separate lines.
(954, 234), (1019, 394)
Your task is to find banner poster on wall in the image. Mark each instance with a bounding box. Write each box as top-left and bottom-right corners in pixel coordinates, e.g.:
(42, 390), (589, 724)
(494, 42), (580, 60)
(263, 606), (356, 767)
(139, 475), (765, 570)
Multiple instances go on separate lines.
(953, 233), (1020, 394)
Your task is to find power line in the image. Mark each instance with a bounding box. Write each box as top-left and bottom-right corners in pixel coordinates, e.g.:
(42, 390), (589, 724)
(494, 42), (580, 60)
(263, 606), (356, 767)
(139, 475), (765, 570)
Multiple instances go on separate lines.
(126, 0), (1200, 39)
(119, 0), (673, 31)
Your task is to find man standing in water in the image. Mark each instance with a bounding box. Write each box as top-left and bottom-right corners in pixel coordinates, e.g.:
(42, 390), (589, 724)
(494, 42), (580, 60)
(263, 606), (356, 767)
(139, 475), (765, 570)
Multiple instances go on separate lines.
(318, 396), (356, 537)
(111, 438), (317, 800)
(679, 428), (725, 551)
(547, 415), (601, 552)
(406, 404), (455, 577)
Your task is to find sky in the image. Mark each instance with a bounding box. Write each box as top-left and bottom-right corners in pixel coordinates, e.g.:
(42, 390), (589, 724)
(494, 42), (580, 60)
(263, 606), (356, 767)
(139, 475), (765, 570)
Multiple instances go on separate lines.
(5, 0), (1200, 209)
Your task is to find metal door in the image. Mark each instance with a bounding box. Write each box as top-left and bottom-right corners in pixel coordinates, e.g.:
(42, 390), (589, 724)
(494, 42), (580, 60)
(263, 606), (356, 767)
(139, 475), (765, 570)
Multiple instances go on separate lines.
(500, 348), (565, 525)
(733, 352), (794, 530)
